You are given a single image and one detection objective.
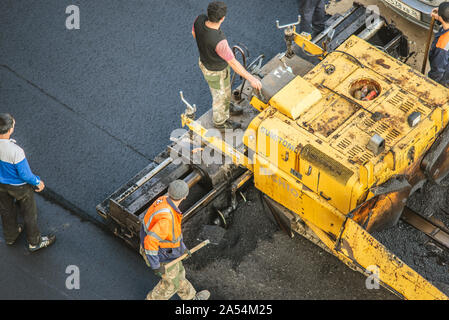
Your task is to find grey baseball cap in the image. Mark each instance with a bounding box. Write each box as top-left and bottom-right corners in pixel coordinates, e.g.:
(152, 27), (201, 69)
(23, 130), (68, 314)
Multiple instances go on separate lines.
(168, 180), (189, 200)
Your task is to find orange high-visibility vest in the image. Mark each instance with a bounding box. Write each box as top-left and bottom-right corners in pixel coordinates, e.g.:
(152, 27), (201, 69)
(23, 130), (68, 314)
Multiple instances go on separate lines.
(141, 196), (183, 257)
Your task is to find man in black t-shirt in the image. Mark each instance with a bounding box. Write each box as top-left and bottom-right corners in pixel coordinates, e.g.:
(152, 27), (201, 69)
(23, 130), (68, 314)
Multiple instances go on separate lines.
(192, 1), (262, 129)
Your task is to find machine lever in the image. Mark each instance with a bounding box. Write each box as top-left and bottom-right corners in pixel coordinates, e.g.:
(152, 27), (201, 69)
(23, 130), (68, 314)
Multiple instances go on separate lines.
(276, 15), (301, 30)
(180, 91), (197, 118)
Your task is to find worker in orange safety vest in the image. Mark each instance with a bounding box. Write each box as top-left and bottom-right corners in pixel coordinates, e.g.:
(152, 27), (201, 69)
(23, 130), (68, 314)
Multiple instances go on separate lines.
(139, 179), (210, 300)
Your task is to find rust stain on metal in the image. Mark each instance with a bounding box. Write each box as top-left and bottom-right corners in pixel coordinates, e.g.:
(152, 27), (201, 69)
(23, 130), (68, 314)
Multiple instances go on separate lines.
(388, 76), (401, 84)
(360, 53), (370, 61)
(375, 59), (391, 69)
(420, 90), (431, 101)
(328, 116), (339, 123)
(341, 238), (355, 260)
(324, 231), (337, 242)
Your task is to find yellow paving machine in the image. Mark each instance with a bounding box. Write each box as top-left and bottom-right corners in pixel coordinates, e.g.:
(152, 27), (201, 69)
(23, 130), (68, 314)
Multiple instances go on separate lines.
(97, 3), (449, 299)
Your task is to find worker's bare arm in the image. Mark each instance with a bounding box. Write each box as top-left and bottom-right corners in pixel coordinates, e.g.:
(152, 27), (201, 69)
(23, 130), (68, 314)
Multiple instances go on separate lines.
(227, 58), (262, 90)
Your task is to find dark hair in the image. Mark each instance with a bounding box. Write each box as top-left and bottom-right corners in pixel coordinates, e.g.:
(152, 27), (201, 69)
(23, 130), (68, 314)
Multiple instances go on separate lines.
(439, 2), (449, 23)
(0, 113), (14, 134)
(207, 1), (227, 23)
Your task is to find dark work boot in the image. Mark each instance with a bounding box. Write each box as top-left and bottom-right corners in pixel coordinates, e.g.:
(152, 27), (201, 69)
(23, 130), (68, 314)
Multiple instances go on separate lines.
(193, 290), (210, 300)
(214, 119), (242, 130)
(28, 235), (56, 252)
(230, 102), (243, 116)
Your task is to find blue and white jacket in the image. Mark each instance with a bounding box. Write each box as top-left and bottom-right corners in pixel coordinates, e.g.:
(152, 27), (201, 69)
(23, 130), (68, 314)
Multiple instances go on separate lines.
(0, 139), (40, 186)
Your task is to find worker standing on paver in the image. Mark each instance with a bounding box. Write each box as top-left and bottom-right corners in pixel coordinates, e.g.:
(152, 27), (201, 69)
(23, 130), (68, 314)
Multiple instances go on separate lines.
(297, 0), (327, 37)
(192, 1), (262, 130)
(428, 2), (449, 87)
(0, 113), (56, 252)
(139, 180), (210, 300)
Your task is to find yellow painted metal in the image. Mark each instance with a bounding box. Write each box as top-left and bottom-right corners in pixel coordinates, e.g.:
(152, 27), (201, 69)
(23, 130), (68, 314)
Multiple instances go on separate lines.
(254, 154), (448, 299)
(243, 109), (266, 154)
(335, 36), (449, 111)
(249, 96), (268, 112)
(303, 218), (448, 300)
(181, 114), (253, 171)
(182, 35), (449, 299)
(269, 76), (322, 120)
(292, 27), (326, 58)
(254, 153), (345, 237)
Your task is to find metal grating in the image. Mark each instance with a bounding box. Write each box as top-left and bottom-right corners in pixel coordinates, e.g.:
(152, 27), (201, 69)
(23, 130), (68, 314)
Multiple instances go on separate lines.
(399, 100), (415, 113)
(374, 122), (390, 135)
(363, 117), (376, 128)
(348, 145), (364, 157)
(416, 107), (426, 114)
(386, 128), (401, 143)
(388, 92), (406, 107)
(337, 138), (351, 150)
(359, 151), (374, 163)
(387, 92), (417, 114)
(347, 145), (373, 164)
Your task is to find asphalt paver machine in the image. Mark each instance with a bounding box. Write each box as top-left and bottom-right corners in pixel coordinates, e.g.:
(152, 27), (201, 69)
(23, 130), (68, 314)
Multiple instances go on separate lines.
(97, 3), (449, 299)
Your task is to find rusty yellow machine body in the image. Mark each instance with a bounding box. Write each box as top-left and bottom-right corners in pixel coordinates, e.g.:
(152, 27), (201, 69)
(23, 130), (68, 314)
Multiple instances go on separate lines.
(182, 34), (449, 299)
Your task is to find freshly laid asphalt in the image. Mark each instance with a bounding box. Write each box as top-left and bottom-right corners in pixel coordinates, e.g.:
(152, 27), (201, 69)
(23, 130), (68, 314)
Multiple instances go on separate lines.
(0, 0), (306, 300)
(0, 0), (294, 218)
(0, 196), (151, 299)
(0, 0), (396, 300)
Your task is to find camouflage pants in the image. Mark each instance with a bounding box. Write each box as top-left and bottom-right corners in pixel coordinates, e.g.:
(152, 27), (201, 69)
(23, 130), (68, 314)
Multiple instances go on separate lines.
(140, 246), (196, 300)
(199, 59), (231, 126)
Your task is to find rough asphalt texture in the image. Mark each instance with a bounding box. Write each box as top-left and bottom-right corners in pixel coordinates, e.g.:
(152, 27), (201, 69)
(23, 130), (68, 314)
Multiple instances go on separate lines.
(374, 179), (449, 296)
(0, 0), (444, 300)
(0, 196), (152, 299)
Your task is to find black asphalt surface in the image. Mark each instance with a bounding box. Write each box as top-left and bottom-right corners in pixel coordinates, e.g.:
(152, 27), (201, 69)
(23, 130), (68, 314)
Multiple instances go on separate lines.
(0, 0), (294, 218)
(0, 0), (303, 300)
(0, 196), (151, 299)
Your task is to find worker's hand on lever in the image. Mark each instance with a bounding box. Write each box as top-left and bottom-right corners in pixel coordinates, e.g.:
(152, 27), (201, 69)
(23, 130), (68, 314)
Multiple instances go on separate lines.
(228, 58), (262, 91)
(431, 8), (439, 19)
(249, 75), (262, 91)
(35, 180), (45, 193)
(184, 248), (193, 259)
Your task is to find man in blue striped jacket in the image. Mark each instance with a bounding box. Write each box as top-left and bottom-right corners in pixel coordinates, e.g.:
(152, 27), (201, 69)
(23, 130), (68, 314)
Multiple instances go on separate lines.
(0, 113), (55, 252)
